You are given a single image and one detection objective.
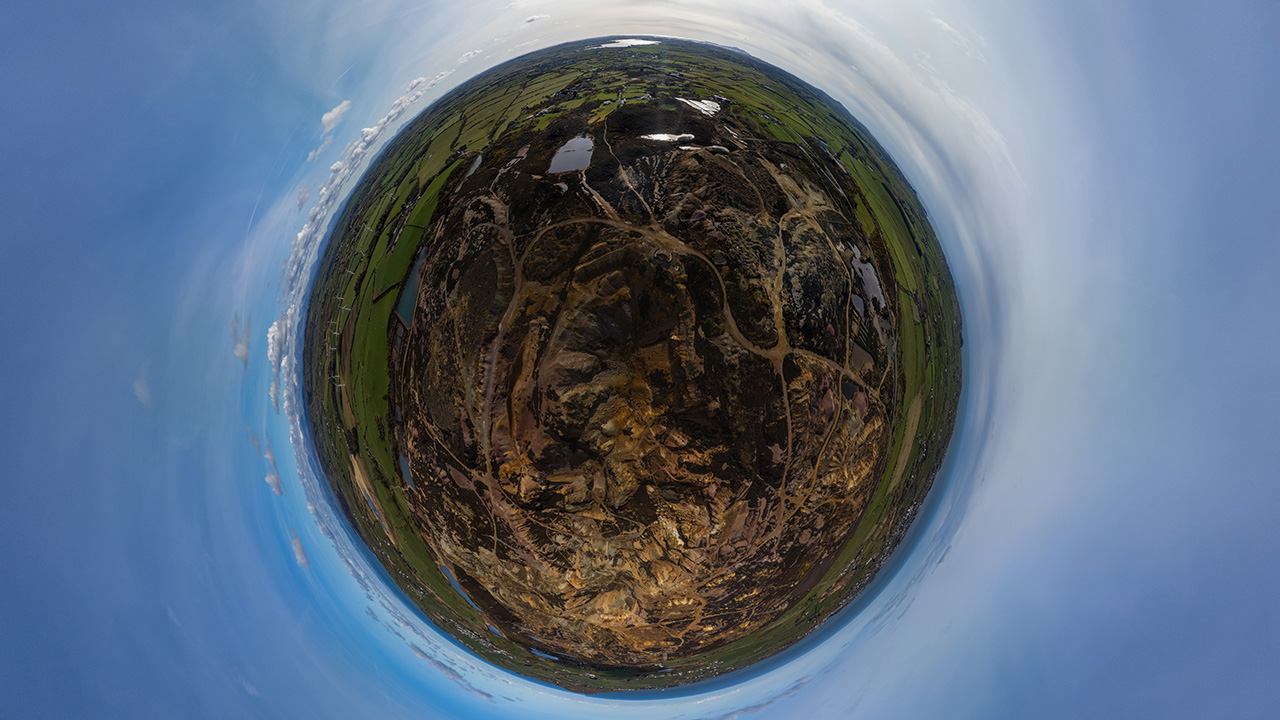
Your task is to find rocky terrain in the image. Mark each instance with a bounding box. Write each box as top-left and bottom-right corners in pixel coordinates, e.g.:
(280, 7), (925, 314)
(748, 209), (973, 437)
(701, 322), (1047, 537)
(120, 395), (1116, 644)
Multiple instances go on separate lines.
(303, 37), (962, 691)
(401, 109), (892, 664)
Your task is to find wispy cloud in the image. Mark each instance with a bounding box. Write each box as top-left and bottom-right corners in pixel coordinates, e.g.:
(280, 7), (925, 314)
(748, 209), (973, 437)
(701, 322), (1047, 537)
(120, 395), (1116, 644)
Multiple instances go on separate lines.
(320, 100), (352, 134)
(231, 314), (250, 369)
(289, 529), (310, 568)
(264, 466), (283, 496)
(306, 100), (353, 163)
(306, 135), (333, 163)
(133, 363), (152, 407)
(408, 644), (494, 699)
(931, 14), (987, 63)
(694, 678), (808, 720)
(248, 426), (284, 496)
(296, 186), (310, 210)
(524, 14), (549, 23)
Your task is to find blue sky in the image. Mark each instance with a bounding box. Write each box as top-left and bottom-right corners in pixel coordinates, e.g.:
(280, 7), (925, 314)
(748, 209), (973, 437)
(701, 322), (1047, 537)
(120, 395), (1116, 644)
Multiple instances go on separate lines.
(2, 0), (1278, 717)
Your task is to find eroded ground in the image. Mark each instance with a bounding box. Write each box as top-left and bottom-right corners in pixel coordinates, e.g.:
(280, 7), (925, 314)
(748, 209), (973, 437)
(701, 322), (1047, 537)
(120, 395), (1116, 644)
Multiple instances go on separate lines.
(303, 37), (962, 692)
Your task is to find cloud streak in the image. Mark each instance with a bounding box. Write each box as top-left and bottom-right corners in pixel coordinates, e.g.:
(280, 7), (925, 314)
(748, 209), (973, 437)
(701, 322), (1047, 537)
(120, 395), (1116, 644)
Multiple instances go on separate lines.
(247, 426), (284, 496)
(232, 314), (250, 369)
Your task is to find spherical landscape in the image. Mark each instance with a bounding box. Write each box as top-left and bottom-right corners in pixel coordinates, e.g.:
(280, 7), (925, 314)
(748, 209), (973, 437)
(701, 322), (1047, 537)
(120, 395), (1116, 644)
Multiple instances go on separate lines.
(304, 37), (961, 692)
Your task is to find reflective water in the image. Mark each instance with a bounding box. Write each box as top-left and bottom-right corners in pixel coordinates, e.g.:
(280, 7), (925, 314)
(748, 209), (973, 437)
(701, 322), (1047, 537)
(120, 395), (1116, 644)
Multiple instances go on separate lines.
(464, 153), (483, 178)
(547, 136), (594, 173)
(395, 251), (426, 325)
(398, 453), (415, 489)
(851, 246), (886, 308)
(677, 98), (721, 116)
(595, 38), (661, 49)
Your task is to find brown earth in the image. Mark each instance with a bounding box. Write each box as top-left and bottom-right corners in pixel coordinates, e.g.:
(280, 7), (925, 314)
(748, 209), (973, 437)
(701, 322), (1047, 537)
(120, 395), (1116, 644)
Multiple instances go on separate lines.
(394, 110), (896, 665)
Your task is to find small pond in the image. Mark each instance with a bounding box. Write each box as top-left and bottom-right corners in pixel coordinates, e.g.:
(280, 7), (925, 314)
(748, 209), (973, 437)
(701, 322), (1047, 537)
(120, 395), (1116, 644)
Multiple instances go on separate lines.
(547, 136), (593, 173)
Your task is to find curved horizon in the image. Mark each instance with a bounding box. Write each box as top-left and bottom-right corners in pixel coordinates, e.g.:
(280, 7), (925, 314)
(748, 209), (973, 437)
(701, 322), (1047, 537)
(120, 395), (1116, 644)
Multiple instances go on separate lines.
(2, 1), (1278, 718)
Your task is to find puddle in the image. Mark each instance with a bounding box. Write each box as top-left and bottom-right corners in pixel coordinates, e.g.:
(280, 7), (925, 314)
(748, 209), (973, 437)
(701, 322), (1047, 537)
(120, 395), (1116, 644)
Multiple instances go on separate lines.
(454, 153), (484, 192)
(398, 453), (415, 489)
(464, 153), (483, 178)
(395, 251), (426, 326)
(548, 136), (594, 173)
(850, 246), (886, 308)
(361, 489), (382, 521)
(595, 38), (661, 48)
(641, 133), (694, 142)
(849, 341), (874, 371)
(678, 98), (721, 116)
(438, 563), (485, 614)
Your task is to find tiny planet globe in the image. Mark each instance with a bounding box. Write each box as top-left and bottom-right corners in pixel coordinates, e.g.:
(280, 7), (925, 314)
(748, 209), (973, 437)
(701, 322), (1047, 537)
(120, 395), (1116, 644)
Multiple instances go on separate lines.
(304, 36), (962, 692)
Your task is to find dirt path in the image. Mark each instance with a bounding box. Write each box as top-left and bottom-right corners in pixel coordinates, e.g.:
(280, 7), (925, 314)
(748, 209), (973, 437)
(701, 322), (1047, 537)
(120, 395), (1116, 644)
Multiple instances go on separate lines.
(350, 454), (398, 547)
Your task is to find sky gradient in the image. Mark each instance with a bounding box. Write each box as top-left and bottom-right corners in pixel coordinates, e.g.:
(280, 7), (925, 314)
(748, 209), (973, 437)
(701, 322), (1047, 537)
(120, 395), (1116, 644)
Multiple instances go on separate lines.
(2, 1), (1278, 717)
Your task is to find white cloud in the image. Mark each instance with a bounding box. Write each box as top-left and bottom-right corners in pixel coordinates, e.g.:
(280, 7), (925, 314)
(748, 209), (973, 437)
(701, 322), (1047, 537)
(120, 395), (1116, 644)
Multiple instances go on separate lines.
(233, 315), (250, 368)
(320, 100), (351, 133)
(133, 360), (152, 407)
(408, 71), (452, 93)
(289, 529), (310, 569)
(248, 426), (284, 495)
(133, 376), (151, 407)
(931, 15), (987, 64)
(524, 14), (549, 23)
(456, 49), (482, 65)
(306, 134), (332, 163)
(263, 444), (283, 496)
(266, 318), (284, 412)
(308, 100), (353, 162)
(296, 186), (310, 210)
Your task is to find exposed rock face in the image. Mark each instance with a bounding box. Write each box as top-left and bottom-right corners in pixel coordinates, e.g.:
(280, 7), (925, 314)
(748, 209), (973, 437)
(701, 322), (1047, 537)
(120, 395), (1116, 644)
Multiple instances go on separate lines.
(401, 127), (889, 665)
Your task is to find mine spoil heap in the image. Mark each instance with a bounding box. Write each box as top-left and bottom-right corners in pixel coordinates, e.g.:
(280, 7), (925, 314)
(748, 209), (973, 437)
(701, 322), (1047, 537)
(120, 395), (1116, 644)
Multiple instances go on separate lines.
(400, 111), (891, 666)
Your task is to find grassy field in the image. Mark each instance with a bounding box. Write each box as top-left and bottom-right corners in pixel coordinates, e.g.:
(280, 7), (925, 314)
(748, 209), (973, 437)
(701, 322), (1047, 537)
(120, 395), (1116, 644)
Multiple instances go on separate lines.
(302, 36), (962, 692)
